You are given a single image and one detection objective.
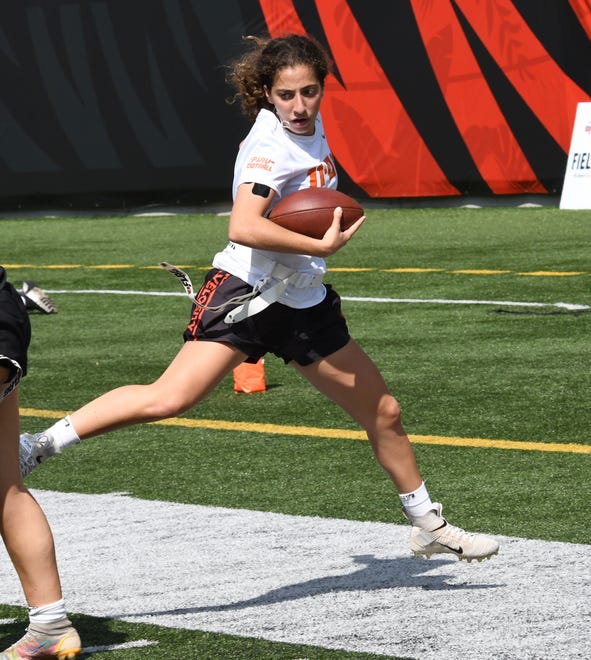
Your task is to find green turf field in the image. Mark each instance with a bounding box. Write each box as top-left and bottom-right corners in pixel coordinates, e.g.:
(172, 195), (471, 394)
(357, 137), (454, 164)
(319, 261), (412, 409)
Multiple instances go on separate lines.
(1, 205), (590, 658)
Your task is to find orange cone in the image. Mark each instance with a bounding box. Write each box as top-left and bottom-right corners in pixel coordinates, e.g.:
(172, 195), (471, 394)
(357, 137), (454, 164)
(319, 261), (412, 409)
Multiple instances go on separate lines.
(233, 358), (266, 393)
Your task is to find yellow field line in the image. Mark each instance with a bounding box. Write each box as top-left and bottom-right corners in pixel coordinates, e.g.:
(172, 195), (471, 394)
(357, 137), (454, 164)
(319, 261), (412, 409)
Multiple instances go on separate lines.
(382, 267), (445, 273)
(517, 271), (587, 277)
(4, 264), (590, 276)
(20, 408), (590, 455)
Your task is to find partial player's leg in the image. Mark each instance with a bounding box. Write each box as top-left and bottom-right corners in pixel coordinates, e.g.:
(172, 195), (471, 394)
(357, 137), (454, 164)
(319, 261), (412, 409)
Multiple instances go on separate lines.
(60, 340), (246, 439)
(0, 384), (62, 606)
(0, 381), (81, 658)
(20, 340), (247, 476)
(293, 340), (499, 562)
(293, 338), (422, 493)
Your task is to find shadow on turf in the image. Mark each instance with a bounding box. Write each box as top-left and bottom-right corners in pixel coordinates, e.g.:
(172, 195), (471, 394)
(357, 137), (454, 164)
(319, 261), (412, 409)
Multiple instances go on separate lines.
(120, 554), (502, 618)
(0, 619), (25, 652)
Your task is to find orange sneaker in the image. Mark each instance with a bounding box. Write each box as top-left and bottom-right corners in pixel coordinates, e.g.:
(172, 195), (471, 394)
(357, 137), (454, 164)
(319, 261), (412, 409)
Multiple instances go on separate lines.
(0, 626), (81, 659)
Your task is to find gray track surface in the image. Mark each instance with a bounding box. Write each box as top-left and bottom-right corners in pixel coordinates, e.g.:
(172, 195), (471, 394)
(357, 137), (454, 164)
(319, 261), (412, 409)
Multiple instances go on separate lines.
(1, 491), (589, 659)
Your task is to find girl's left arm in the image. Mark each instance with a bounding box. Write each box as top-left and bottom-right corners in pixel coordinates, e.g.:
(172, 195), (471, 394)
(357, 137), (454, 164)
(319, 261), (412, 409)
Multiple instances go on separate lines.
(228, 182), (364, 256)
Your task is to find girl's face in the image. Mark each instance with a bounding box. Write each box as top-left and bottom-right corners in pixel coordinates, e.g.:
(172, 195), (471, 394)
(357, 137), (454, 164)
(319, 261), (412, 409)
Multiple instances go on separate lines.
(265, 64), (324, 136)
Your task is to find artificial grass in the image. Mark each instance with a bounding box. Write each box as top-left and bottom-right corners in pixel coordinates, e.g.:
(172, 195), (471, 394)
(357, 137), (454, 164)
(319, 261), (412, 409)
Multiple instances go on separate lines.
(4, 206), (590, 658)
(23, 417), (589, 544)
(0, 605), (399, 659)
(18, 292), (590, 444)
(6, 207), (588, 548)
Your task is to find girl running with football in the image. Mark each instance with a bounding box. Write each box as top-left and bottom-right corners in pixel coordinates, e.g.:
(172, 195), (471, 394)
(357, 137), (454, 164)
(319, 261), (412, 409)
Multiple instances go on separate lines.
(20, 34), (498, 562)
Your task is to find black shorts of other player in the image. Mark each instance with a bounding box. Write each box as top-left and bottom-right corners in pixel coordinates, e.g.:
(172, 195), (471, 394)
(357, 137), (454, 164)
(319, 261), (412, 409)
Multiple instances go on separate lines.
(0, 266), (31, 401)
(184, 269), (350, 366)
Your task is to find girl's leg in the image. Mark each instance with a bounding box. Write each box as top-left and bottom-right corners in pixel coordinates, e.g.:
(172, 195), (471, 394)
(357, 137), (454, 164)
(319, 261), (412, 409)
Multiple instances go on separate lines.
(70, 340), (246, 439)
(292, 339), (422, 494)
(0, 386), (62, 607)
(294, 340), (500, 561)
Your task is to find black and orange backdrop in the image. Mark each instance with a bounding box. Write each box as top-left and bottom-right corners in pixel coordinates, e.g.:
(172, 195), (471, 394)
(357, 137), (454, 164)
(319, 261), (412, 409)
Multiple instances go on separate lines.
(1, 0), (590, 207)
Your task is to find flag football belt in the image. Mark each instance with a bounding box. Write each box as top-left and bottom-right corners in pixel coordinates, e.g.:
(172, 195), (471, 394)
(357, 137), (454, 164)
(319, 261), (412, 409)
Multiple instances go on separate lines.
(160, 261), (323, 325)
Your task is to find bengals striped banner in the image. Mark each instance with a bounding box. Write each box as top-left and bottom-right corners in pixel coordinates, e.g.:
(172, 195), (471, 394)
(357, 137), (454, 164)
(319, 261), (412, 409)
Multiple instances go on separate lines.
(259, 0), (591, 197)
(0, 1), (590, 206)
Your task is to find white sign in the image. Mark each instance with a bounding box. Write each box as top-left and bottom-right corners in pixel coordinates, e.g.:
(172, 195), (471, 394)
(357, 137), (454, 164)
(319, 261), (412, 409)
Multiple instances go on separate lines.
(560, 101), (591, 209)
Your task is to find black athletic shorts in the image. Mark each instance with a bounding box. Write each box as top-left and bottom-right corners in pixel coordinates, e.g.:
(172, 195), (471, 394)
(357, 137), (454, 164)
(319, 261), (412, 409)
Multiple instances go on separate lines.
(0, 267), (31, 398)
(184, 269), (350, 366)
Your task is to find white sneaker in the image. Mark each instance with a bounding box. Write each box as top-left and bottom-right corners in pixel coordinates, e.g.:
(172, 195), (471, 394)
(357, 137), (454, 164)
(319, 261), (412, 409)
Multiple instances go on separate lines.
(21, 280), (57, 314)
(405, 503), (499, 562)
(19, 432), (57, 478)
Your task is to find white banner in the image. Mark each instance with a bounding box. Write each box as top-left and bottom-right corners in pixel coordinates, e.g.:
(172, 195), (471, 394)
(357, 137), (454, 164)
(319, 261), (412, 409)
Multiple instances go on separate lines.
(560, 101), (591, 209)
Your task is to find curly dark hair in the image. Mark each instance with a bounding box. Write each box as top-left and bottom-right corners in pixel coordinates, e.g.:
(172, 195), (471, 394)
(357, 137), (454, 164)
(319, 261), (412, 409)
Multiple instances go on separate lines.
(226, 33), (333, 121)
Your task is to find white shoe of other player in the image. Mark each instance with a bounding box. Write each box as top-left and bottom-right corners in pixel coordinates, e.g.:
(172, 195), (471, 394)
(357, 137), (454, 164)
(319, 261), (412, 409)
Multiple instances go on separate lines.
(405, 503), (499, 562)
(19, 432), (57, 478)
(21, 280), (57, 314)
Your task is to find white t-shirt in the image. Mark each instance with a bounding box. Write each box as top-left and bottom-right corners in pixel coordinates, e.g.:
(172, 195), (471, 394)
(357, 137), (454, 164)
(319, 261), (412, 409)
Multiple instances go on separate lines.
(213, 109), (338, 308)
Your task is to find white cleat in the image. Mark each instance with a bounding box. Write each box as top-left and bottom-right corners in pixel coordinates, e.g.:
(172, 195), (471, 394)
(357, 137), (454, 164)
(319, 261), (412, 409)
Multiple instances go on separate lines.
(21, 280), (58, 314)
(19, 432), (56, 478)
(405, 503), (499, 562)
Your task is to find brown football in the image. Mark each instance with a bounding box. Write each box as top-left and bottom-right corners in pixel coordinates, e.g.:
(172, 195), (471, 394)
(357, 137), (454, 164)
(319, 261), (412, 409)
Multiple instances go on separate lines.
(268, 188), (364, 239)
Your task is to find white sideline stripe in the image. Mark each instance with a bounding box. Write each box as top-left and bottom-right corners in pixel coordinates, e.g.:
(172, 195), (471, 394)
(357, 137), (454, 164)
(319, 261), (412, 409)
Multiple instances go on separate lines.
(0, 618), (16, 625)
(45, 289), (590, 310)
(1, 491), (589, 660)
(83, 640), (158, 653)
(343, 296), (590, 310)
(47, 289), (185, 297)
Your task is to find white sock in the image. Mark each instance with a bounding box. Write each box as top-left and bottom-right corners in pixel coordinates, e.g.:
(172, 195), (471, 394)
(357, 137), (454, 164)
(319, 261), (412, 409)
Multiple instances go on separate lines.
(399, 481), (434, 517)
(47, 416), (80, 453)
(29, 598), (67, 624)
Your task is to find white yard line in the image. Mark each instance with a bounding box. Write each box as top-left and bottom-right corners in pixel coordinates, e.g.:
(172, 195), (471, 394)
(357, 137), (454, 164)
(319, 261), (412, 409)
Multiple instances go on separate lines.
(45, 289), (590, 311)
(1, 491), (589, 660)
(82, 640), (159, 653)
